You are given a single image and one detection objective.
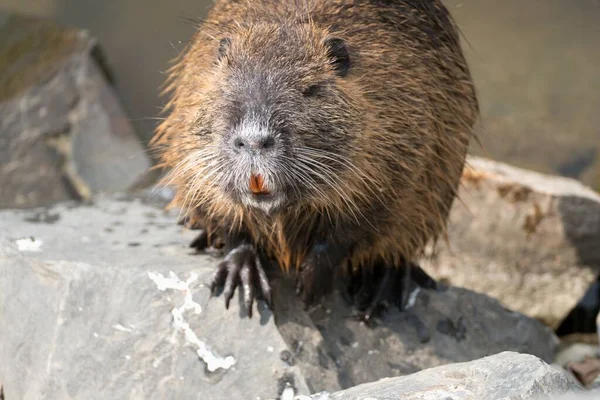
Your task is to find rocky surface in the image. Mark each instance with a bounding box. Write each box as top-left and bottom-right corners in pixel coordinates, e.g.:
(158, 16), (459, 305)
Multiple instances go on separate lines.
(0, 194), (306, 400)
(274, 269), (560, 392)
(0, 193), (561, 399)
(305, 352), (587, 400)
(422, 156), (600, 329)
(0, 13), (150, 209)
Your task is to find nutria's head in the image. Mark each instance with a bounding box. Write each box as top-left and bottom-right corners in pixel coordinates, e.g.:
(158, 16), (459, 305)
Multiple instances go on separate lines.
(162, 23), (364, 216)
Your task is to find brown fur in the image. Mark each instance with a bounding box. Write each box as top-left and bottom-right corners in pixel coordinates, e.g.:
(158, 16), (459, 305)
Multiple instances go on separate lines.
(150, 0), (479, 273)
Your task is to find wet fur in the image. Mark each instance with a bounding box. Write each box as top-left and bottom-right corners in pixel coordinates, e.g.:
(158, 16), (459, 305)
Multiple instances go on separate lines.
(151, 0), (479, 284)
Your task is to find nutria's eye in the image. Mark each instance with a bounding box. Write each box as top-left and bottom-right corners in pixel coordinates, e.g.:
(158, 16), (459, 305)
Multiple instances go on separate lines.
(217, 37), (231, 60)
(302, 84), (321, 97)
(324, 37), (350, 77)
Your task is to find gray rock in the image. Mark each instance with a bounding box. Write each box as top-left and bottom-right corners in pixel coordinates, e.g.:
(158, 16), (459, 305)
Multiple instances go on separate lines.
(274, 267), (559, 392)
(0, 13), (150, 209)
(0, 194), (559, 399)
(308, 352), (583, 400)
(422, 156), (600, 329)
(0, 195), (307, 400)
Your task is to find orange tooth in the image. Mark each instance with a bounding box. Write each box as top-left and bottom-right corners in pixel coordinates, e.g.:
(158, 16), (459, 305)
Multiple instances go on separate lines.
(249, 174), (269, 194)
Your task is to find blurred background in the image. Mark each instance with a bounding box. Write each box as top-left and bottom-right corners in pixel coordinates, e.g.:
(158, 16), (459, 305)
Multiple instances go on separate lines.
(1, 0), (599, 191)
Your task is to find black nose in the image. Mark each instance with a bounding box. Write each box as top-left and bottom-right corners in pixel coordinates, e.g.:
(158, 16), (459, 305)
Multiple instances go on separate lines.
(233, 136), (276, 153)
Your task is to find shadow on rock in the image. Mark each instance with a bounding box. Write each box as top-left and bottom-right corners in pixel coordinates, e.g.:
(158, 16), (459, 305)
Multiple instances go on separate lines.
(266, 263), (559, 393)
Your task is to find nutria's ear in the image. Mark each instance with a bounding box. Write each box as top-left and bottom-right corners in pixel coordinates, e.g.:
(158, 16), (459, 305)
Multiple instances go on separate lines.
(324, 37), (350, 77)
(217, 37), (231, 60)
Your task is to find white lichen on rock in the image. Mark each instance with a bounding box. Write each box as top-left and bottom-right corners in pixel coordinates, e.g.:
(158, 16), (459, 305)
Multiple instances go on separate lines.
(15, 237), (43, 252)
(148, 270), (235, 372)
(111, 324), (133, 333)
(281, 385), (295, 400)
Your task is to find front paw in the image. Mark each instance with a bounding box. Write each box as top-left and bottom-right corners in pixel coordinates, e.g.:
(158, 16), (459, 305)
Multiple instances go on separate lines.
(209, 244), (271, 317)
(296, 253), (335, 310)
(188, 229), (224, 253)
(178, 214), (224, 252)
(344, 260), (438, 323)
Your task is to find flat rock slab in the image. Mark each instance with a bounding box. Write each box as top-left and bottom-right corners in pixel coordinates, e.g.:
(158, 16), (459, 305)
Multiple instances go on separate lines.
(422, 156), (600, 329)
(0, 13), (150, 209)
(309, 352), (585, 400)
(0, 194), (559, 399)
(0, 194), (306, 400)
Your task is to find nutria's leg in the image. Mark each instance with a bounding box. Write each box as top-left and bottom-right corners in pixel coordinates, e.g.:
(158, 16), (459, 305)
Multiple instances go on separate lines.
(405, 261), (438, 292)
(348, 259), (437, 322)
(296, 241), (351, 309)
(178, 214), (225, 252)
(209, 232), (271, 318)
(363, 265), (398, 319)
(188, 229), (210, 251)
(188, 229), (225, 252)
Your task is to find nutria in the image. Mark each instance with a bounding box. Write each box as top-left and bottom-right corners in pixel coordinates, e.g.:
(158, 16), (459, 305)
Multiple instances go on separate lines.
(151, 0), (479, 319)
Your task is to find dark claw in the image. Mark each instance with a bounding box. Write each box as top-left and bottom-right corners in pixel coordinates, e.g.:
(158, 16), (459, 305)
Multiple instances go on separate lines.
(295, 275), (312, 311)
(363, 266), (397, 321)
(209, 262), (228, 296)
(254, 257), (272, 308)
(295, 276), (303, 297)
(408, 261), (438, 290)
(352, 266), (376, 310)
(208, 244), (271, 318)
(240, 261), (254, 317)
(222, 258), (242, 309)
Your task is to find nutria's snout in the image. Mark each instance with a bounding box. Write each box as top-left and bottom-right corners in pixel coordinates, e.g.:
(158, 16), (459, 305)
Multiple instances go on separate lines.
(229, 119), (280, 158)
(233, 136), (276, 154)
(224, 120), (289, 214)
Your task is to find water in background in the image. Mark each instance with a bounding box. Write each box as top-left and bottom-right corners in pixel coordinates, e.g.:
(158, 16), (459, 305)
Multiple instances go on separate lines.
(1, 0), (599, 189)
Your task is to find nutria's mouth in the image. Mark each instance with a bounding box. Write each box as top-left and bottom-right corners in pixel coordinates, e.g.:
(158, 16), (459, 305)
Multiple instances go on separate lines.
(239, 173), (286, 214)
(249, 174), (271, 196)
